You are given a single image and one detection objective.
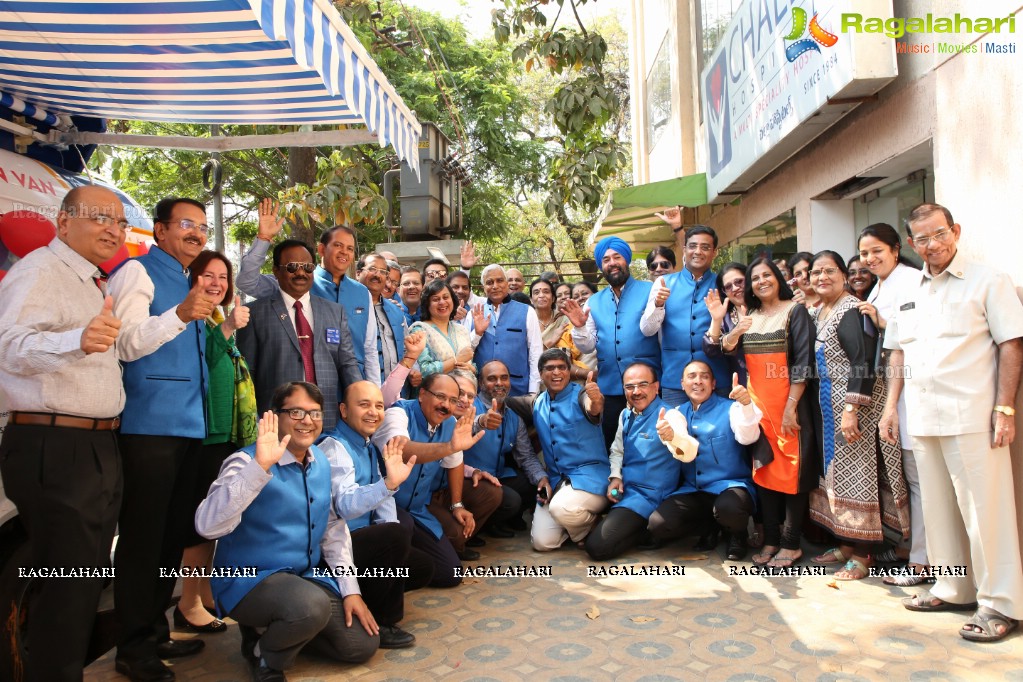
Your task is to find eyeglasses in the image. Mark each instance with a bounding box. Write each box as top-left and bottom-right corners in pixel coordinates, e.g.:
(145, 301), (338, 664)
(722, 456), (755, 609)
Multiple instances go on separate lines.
(276, 408), (323, 421)
(685, 242), (714, 252)
(363, 266), (388, 276)
(424, 270), (447, 279)
(909, 228), (953, 247)
(456, 391), (476, 406)
(649, 261), (672, 271)
(165, 218), (210, 234)
(847, 268), (871, 277)
(723, 279), (745, 291)
(282, 262), (315, 274)
(623, 381), (652, 392)
(422, 387), (460, 406)
(400, 281), (421, 288)
(541, 364), (569, 373)
(70, 211), (134, 232)
(809, 267), (841, 279)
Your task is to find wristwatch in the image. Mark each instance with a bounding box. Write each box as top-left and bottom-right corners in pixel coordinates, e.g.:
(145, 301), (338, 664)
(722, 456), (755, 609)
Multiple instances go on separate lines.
(449, 501), (465, 511)
(993, 405), (1016, 416)
(843, 404), (857, 413)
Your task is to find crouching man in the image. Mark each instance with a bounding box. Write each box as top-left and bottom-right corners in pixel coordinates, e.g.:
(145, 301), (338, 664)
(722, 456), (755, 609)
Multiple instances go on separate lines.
(196, 382), (394, 681)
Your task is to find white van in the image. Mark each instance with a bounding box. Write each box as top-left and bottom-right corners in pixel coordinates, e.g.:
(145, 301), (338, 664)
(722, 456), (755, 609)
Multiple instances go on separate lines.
(0, 146), (152, 681)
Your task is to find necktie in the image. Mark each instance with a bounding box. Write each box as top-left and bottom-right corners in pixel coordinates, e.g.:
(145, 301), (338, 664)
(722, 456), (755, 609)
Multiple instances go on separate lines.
(294, 300), (317, 384)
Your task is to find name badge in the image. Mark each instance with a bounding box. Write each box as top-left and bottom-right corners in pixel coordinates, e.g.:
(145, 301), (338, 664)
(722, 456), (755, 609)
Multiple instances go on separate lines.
(900, 302), (916, 311)
(355, 307), (365, 315)
(639, 432), (653, 440)
(326, 328), (341, 344)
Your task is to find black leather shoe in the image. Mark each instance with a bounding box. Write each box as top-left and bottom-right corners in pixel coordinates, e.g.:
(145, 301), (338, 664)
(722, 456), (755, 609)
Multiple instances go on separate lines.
(155, 639), (205, 659)
(457, 548), (480, 561)
(727, 534), (748, 561)
(173, 606), (227, 634)
(114, 656), (175, 682)
(506, 517), (528, 531)
(466, 535), (486, 548)
(378, 624), (416, 649)
(239, 625), (260, 665)
(250, 658), (287, 682)
(694, 529), (721, 551)
(485, 525), (514, 538)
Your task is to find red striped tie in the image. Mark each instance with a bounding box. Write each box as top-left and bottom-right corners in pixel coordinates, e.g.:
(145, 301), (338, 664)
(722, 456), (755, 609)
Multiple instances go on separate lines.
(294, 300), (317, 384)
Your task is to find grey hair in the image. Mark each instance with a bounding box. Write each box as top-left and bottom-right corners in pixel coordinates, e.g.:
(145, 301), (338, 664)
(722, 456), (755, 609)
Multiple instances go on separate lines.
(480, 263), (505, 285)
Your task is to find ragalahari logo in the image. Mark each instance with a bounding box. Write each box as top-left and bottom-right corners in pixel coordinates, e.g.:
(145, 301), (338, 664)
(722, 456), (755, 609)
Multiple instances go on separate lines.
(784, 7), (839, 62)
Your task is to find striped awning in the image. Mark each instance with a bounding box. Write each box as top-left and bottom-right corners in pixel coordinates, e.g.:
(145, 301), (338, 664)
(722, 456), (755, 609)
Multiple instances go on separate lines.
(0, 0), (421, 167)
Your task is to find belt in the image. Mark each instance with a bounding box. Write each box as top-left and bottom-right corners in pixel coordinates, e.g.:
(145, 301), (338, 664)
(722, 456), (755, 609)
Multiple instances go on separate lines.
(9, 411), (120, 431)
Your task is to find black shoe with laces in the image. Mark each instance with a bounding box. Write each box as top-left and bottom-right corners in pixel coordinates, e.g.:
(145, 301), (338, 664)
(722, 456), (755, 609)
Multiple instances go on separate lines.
(379, 624), (416, 649)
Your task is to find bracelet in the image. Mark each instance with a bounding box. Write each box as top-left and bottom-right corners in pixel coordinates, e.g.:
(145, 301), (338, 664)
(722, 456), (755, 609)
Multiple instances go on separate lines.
(787, 396), (798, 402)
(994, 405), (1016, 416)
(449, 501), (465, 511)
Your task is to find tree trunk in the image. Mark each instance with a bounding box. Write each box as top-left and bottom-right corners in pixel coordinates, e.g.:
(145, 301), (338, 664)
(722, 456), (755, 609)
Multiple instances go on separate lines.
(287, 146), (317, 246)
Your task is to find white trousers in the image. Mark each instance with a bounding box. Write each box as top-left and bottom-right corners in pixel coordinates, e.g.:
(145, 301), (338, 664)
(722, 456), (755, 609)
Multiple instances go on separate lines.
(531, 483), (609, 551)
(902, 448), (929, 566)
(912, 433), (1023, 618)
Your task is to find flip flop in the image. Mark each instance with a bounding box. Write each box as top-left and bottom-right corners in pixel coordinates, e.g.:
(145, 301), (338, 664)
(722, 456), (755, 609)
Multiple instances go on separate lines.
(811, 547), (848, 565)
(960, 606), (1019, 642)
(834, 558), (870, 581)
(961, 609), (1018, 642)
(902, 592), (977, 612)
(767, 552), (802, 569)
(751, 547), (778, 566)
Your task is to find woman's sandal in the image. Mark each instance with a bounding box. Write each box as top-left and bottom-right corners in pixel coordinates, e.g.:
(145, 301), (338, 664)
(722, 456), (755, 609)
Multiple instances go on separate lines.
(751, 547), (778, 566)
(811, 547), (848, 565)
(767, 552), (802, 569)
(960, 606), (1019, 642)
(834, 558), (870, 581)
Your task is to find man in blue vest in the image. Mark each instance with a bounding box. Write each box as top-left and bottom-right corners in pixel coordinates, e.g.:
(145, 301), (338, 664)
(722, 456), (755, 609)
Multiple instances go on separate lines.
(357, 252), (407, 387)
(640, 225), (730, 406)
(648, 360), (762, 561)
(236, 199), (380, 385)
(319, 380), (434, 649)
(470, 264), (542, 396)
(467, 360), (545, 535)
(371, 373), (486, 586)
(108, 196), (217, 681)
(565, 236), (661, 450)
(507, 348), (611, 551)
(585, 362), (683, 561)
(196, 382), (380, 681)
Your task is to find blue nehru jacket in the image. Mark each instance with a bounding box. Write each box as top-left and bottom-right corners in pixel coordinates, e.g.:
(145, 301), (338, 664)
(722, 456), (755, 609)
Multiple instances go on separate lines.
(312, 267), (372, 378)
(321, 419), (386, 531)
(377, 296), (407, 382)
(616, 396), (683, 519)
(463, 396), (518, 479)
(589, 277), (660, 396)
(670, 393), (756, 504)
(534, 383), (610, 496)
(391, 399), (456, 539)
(210, 444), (336, 615)
(474, 299), (531, 396)
(658, 269), (730, 391)
(119, 246), (207, 438)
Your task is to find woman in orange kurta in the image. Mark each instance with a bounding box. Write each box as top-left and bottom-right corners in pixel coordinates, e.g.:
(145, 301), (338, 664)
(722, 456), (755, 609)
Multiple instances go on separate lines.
(724, 257), (818, 568)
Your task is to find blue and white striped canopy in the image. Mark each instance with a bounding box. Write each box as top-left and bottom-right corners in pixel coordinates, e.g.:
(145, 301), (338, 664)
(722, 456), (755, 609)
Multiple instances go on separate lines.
(0, 0), (421, 166)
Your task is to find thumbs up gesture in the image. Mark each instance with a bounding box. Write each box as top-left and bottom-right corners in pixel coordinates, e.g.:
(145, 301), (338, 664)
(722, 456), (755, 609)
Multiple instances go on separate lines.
(176, 280), (218, 323)
(81, 295), (121, 354)
(481, 398), (504, 430)
(728, 372), (751, 405)
(584, 371), (603, 408)
(655, 407), (675, 442)
(224, 294), (250, 334)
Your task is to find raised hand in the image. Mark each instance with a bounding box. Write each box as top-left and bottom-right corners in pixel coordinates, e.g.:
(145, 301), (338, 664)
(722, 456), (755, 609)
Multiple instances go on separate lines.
(382, 437), (416, 489)
(654, 206), (682, 230)
(728, 372), (751, 406)
(705, 289), (727, 322)
(453, 304), (468, 321)
(81, 295), (121, 354)
(584, 371), (602, 404)
(732, 310), (753, 337)
(471, 303), (490, 335)
(409, 369), (422, 388)
(257, 198), (285, 240)
(451, 406), (486, 452)
(459, 240), (477, 269)
(224, 295), (249, 334)
(403, 331), (426, 362)
(254, 410), (290, 471)
(176, 280), (218, 323)
(562, 298), (589, 328)
(655, 407), (674, 442)
(653, 280), (671, 308)
(481, 398), (504, 430)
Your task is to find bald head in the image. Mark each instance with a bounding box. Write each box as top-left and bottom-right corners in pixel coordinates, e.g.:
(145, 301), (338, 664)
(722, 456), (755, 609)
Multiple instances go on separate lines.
(480, 360), (511, 401)
(58, 185), (128, 266)
(339, 381), (386, 438)
(505, 267), (525, 293)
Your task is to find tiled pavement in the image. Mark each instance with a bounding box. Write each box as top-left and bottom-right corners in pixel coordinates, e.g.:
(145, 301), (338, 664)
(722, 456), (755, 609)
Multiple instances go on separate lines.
(86, 533), (1023, 681)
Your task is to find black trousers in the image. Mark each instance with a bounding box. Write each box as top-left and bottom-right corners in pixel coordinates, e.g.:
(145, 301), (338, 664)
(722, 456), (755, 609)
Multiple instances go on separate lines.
(0, 424), (121, 682)
(601, 394), (628, 453)
(758, 486), (808, 551)
(584, 506), (647, 561)
(485, 471), (535, 527)
(350, 521), (432, 625)
(648, 489), (754, 540)
(114, 434), (202, 662)
(399, 508), (462, 588)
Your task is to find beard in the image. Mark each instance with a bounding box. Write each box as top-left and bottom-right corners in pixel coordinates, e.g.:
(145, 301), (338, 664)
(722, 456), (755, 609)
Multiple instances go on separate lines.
(604, 266), (629, 288)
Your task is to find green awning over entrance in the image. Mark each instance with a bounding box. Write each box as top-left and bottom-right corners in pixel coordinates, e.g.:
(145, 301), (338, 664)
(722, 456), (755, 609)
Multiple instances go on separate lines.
(588, 173), (708, 257)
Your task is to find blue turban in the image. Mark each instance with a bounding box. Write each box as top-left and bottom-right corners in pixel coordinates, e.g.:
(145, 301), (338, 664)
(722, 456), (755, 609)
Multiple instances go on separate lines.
(594, 236), (632, 265)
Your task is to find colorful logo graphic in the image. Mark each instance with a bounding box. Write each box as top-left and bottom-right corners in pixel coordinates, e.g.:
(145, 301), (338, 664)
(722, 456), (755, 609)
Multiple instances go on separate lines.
(705, 47), (731, 177)
(784, 7), (839, 62)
